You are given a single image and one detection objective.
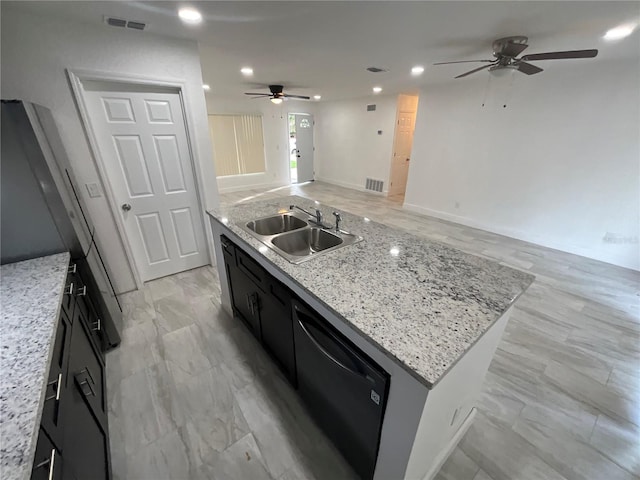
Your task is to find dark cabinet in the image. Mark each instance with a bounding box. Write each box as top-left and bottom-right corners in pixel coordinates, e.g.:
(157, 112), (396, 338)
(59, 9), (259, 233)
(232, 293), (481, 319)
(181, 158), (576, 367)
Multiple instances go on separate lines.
(260, 279), (296, 383)
(31, 429), (63, 480)
(62, 319), (110, 480)
(32, 260), (110, 480)
(40, 308), (71, 449)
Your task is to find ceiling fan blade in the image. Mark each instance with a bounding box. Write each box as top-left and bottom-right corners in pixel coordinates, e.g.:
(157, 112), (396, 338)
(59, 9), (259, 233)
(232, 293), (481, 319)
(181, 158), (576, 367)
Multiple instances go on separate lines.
(284, 94), (310, 100)
(521, 49), (598, 61)
(249, 96), (268, 100)
(244, 92), (271, 96)
(434, 60), (494, 65)
(455, 63), (494, 78)
(516, 61), (544, 75)
(502, 42), (529, 57)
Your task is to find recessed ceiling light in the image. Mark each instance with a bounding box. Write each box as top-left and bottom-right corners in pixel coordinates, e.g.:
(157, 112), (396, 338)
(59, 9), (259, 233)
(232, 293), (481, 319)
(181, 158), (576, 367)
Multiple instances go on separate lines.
(411, 65), (425, 75)
(604, 23), (636, 40)
(178, 7), (202, 24)
(270, 97), (283, 105)
(240, 67), (254, 76)
(313, 95), (322, 100)
(373, 86), (383, 93)
(202, 84), (210, 91)
(390, 247), (400, 256)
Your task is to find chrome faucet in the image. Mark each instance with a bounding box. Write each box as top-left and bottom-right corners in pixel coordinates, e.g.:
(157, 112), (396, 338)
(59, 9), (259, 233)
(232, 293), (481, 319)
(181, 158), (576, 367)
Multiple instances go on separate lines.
(332, 212), (342, 232)
(290, 204), (327, 227)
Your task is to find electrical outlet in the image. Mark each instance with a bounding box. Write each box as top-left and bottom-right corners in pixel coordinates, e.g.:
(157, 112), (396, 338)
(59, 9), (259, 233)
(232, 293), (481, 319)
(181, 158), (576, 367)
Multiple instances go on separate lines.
(86, 182), (102, 198)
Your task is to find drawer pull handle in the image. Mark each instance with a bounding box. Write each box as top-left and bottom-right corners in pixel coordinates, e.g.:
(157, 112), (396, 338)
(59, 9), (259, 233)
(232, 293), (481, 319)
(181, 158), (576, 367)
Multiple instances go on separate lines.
(45, 373), (62, 402)
(65, 282), (74, 295)
(76, 285), (87, 296)
(34, 448), (56, 480)
(68, 263), (77, 274)
(92, 318), (101, 332)
(77, 367), (96, 397)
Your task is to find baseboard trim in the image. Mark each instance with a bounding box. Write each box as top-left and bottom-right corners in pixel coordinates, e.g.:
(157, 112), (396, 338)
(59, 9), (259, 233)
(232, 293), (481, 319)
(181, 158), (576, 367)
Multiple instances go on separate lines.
(403, 202), (638, 271)
(422, 408), (477, 480)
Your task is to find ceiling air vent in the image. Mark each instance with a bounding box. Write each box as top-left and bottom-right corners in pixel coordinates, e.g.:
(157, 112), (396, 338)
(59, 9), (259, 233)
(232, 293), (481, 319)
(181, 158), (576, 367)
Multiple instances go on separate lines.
(367, 104), (376, 112)
(366, 67), (388, 73)
(104, 16), (147, 31)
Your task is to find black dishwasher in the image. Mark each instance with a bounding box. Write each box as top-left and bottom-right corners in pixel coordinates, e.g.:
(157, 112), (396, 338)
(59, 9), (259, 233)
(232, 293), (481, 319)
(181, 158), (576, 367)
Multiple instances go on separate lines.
(292, 300), (389, 480)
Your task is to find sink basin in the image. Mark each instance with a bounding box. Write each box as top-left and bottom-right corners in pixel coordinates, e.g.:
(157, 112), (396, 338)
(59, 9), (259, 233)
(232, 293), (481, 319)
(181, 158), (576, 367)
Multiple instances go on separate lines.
(246, 213), (307, 236)
(272, 228), (343, 257)
(240, 210), (363, 263)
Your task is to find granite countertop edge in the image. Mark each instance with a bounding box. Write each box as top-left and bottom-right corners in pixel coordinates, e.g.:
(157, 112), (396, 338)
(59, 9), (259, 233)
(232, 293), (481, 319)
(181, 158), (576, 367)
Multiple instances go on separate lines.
(0, 252), (71, 480)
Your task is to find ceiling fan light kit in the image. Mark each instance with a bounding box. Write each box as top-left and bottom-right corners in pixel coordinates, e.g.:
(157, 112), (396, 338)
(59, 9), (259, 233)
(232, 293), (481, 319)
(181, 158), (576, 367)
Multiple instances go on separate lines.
(245, 84), (310, 102)
(434, 36), (598, 79)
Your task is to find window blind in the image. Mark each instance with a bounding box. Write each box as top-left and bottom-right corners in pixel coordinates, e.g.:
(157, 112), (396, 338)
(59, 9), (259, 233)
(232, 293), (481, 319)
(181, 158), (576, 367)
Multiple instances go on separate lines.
(208, 114), (266, 176)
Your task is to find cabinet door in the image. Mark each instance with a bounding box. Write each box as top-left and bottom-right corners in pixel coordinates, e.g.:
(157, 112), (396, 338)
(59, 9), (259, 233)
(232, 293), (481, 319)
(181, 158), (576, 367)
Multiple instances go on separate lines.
(62, 319), (110, 480)
(31, 429), (63, 480)
(227, 260), (262, 340)
(260, 280), (296, 383)
(40, 309), (71, 449)
(67, 310), (107, 423)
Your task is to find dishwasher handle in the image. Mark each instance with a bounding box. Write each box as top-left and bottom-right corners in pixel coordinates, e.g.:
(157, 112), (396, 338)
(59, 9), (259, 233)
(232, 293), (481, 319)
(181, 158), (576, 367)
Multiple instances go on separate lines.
(295, 306), (374, 384)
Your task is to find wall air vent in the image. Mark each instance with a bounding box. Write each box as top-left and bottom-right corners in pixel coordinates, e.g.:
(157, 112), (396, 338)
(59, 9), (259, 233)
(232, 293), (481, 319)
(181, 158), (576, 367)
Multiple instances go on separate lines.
(104, 16), (147, 31)
(366, 67), (388, 73)
(365, 178), (384, 193)
(367, 104), (376, 112)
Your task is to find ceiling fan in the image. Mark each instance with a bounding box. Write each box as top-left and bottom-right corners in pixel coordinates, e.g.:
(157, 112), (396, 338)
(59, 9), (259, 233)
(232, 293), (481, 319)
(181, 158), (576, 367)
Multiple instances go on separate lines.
(434, 36), (598, 78)
(244, 84), (310, 104)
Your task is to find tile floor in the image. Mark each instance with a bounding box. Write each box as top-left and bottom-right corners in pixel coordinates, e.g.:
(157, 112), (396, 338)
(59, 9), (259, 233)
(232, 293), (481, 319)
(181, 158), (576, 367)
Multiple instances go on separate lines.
(108, 181), (640, 480)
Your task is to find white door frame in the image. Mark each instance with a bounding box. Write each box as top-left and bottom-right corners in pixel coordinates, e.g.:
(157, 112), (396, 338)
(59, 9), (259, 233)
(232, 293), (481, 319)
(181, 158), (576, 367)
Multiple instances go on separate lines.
(67, 68), (211, 289)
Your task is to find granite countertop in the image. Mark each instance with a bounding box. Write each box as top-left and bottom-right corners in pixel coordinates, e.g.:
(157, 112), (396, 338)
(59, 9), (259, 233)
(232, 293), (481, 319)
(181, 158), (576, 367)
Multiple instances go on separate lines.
(209, 196), (534, 388)
(0, 253), (70, 480)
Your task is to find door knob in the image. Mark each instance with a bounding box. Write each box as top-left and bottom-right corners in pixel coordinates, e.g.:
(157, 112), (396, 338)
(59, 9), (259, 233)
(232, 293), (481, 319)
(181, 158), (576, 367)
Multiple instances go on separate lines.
(121, 203), (132, 212)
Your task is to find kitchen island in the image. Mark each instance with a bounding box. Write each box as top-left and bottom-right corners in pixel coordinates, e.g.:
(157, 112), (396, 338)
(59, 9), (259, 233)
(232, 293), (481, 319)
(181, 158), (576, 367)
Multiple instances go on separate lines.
(208, 195), (534, 480)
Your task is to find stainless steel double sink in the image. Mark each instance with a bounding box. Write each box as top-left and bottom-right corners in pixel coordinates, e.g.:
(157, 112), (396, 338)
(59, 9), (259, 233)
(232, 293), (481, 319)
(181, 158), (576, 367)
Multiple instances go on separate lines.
(241, 211), (363, 264)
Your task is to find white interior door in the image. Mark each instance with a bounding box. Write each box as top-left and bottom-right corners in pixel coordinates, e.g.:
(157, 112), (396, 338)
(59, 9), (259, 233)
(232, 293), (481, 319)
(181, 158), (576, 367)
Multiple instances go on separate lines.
(388, 95), (418, 198)
(294, 114), (314, 183)
(83, 83), (208, 282)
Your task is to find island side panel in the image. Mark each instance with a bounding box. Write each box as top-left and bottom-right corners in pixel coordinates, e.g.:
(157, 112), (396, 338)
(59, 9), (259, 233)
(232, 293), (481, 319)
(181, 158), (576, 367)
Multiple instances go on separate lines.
(404, 308), (513, 480)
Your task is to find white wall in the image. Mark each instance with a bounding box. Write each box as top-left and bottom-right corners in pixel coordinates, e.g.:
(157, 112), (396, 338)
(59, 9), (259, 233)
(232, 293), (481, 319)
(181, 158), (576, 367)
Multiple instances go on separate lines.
(1, 7), (220, 292)
(315, 95), (398, 193)
(405, 61), (640, 271)
(206, 95), (315, 193)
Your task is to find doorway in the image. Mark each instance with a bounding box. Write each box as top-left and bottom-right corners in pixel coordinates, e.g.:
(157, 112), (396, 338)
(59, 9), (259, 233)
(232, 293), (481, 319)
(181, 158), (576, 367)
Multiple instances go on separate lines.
(288, 113), (314, 183)
(388, 94), (419, 204)
(76, 80), (209, 283)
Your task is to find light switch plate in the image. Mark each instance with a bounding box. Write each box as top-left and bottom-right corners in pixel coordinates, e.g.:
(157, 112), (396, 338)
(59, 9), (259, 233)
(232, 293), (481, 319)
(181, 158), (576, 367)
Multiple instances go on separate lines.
(86, 182), (102, 198)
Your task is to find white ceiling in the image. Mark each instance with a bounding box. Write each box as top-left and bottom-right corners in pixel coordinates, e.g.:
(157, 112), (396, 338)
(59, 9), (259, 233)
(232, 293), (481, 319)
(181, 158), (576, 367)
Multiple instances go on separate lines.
(6, 1), (640, 101)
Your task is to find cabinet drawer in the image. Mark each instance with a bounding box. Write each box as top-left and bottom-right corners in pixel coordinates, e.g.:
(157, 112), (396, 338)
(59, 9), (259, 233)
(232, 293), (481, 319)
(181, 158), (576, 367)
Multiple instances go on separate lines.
(68, 312), (107, 426)
(40, 309), (71, 449)
(31, 429), (63, 480)
(236, 247), (267, 291)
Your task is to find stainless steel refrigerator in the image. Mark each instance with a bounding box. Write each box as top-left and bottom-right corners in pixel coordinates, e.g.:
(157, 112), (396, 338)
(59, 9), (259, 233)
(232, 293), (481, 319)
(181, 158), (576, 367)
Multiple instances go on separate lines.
(1, 99), (121, 349)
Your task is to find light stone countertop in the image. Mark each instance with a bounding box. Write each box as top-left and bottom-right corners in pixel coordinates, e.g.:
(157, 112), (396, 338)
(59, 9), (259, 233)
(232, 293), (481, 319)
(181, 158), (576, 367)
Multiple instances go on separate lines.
(0, 253), (70, 480)
(208, 196), (534, 389)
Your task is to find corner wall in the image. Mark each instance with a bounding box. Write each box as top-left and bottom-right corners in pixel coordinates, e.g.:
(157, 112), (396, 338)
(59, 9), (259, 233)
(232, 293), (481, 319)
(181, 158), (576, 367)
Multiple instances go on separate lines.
(405, 60), (640, 271)
(314, 95), (397, 193)
(206, 95), (316, 193)
(1, 7), (220, 292)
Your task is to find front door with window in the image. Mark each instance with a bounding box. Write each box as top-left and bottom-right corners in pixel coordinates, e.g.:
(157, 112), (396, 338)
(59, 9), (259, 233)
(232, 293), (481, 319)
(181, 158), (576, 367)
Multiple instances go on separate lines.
(294, 114), (314, 183)
(84, 84), (208, 282)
